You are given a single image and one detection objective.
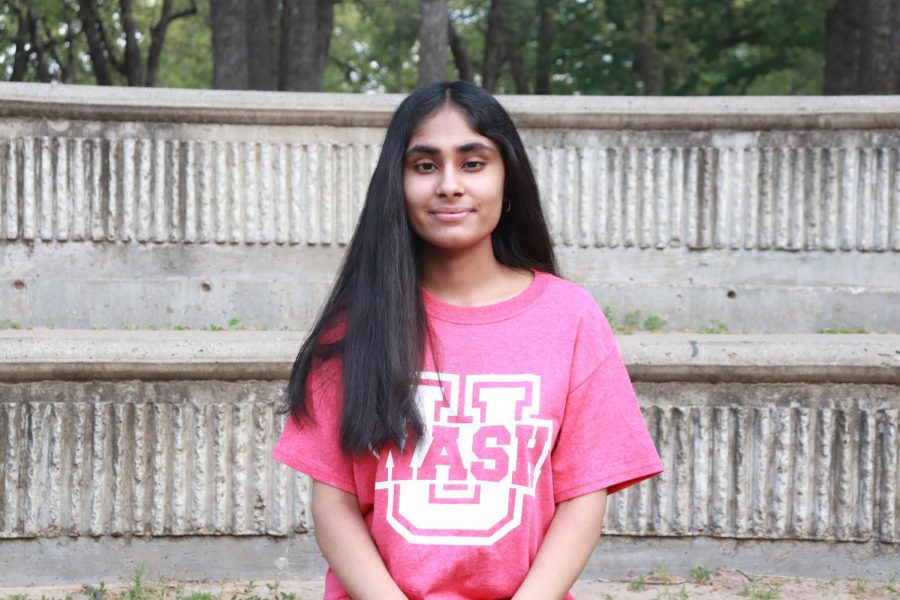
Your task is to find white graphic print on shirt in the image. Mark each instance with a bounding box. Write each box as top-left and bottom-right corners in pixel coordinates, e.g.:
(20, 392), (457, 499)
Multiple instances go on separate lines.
(375, 372), (553, 546)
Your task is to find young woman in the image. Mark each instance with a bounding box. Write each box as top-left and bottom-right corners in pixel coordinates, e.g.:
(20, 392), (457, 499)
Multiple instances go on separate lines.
(273, 81), (663, 600)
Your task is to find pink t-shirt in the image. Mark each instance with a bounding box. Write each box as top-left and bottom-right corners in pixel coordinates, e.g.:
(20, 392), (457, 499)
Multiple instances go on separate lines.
(273, 271), (663, 599)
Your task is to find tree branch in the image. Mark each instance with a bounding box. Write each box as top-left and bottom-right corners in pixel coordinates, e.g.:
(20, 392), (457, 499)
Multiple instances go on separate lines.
(119, 0), (144, 85)
(448, 19), (475, 82)
(11, 7), (31, 81)
(23, 0), (51, 82)
(146, 0), (199, 86)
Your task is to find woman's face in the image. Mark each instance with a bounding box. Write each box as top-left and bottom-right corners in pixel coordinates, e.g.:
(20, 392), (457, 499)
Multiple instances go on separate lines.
(402, 104), (505, 256)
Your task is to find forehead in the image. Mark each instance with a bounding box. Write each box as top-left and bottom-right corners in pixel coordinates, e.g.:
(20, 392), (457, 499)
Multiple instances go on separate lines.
(407, 105), (495, 148)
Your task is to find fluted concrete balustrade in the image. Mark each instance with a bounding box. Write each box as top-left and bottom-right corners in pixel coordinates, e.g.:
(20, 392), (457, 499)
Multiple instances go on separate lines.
(1, 85), (898, 332)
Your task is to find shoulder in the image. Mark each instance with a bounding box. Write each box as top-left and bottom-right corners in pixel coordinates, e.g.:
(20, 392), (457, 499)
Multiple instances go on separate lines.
(535, 272), (617, 362)
(536, 272), (606, 320)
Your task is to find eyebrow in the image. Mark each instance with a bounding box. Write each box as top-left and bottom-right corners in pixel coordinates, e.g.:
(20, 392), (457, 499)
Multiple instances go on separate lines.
(405, 141), (498, 158)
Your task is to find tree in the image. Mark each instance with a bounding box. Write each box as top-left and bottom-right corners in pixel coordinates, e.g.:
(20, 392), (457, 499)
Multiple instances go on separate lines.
(480, 0), (504, 90)
(76, 0), (198, 86)
(824, 0), (900, 94)
(448, 18), (475, 82)
(210, 0), (337, 91)
(4, 0), (87, 84)
(418, 0), (449, 84)
(210, 0), (247, 88)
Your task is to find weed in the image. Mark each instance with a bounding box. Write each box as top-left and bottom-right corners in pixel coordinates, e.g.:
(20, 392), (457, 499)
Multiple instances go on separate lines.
(818, 325), (868, 334)
(207, 324), (225, 331)
(623, 310), (642, 330)
(697, 319), (729, 334)
(689, 566), (712, 584)
(0, 320), (22, 330)
(650, 586), (689, 600)
(887, 571), (898, 593)
(603, 306), (615, 324)
(628, 575), (647, 592)
(601, 594), (617, 600)
(649, 565), (675, 584)
(82, 582), (107, 600)
(606, 308), (668, 334)
(853, 577), (868, 594)
(739, 580), (780, 600)
(178, 593), (219, 600)
(120, 570), (143, 600)
(643, 315), (667, 331)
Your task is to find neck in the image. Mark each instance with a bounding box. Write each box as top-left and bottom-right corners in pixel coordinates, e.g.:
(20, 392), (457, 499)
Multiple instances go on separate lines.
(419, 240), (530, 307)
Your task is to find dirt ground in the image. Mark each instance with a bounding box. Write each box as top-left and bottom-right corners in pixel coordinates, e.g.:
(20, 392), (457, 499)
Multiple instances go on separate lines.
(1, 569), (899, 600)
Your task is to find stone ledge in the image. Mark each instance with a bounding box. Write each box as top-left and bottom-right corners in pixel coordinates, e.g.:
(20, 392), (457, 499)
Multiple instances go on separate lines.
(1, 330), (897, 384)
(0, 535), (897, 586)
(2, 82), (899, 130)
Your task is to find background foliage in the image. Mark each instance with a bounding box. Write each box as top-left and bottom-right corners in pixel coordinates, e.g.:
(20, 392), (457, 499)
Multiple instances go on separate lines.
(0, 0), (893, 94)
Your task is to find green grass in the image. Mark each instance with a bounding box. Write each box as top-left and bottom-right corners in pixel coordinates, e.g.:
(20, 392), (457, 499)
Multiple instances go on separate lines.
(818, 325), (868, 334)
(689, 566), (712, 584)
(627, 575), (647, 591)
(886, 571), (898, 593)
(606, 308), (669, 334)
(648, 565), (676, 584)
(0, 572), (313, 600)
(113, 318), (258, 332)
(643, 315), (667, 331)
(697, 319), (730, 334)
(0, 319), (23, 329)
(739, 580), (781, 600)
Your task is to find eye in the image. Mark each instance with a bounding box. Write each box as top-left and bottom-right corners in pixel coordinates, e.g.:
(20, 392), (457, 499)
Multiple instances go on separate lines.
(462, 160), (485, 170)
(413, 161), (438, 173)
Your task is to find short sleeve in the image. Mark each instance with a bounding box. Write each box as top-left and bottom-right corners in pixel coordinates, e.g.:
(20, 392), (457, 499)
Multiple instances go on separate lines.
(272, 358), (357, 495)
(551, 306), (663, 503)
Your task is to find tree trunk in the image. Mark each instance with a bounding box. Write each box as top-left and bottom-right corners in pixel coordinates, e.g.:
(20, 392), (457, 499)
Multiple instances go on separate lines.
(448, 20), (475, 82)
(24, 0), (51, 82)
(315, 0), (337, 82)
(11, 8), (31, 81)
(824, 0), (858, 93)
(858, 0), (899, 93)
(119, 0), (145, 85)
(61, 21), (77, 83)
(146, 0), (199, 87)
(634, 0), (659, 94)
(418, 0), (449, 85)
(508, 49), (529, 93)
(824, 0), (900, 94)
(534, 0), (559, 94)
(280, 0), (336, 91)
(77, 0), (114, 85)
(210, 0), (248, 89)
(482, 0), (505, 91)
(247, 0), (279, 90)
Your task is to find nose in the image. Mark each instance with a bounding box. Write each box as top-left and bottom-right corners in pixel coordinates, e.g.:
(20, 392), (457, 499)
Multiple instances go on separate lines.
(437, 166), (464, 197)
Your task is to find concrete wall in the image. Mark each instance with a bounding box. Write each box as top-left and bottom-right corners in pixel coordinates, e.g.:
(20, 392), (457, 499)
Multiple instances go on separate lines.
(0, 86), (898, 584)
(1, 84), (899, 332)
(1, 330), (898, 583)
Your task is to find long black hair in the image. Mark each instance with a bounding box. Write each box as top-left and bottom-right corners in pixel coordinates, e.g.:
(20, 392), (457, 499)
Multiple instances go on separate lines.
(285, 81), (558, 454)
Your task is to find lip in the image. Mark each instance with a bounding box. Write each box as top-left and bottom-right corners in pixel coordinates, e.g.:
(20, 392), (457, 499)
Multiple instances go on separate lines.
(429, 207), (474, 222)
